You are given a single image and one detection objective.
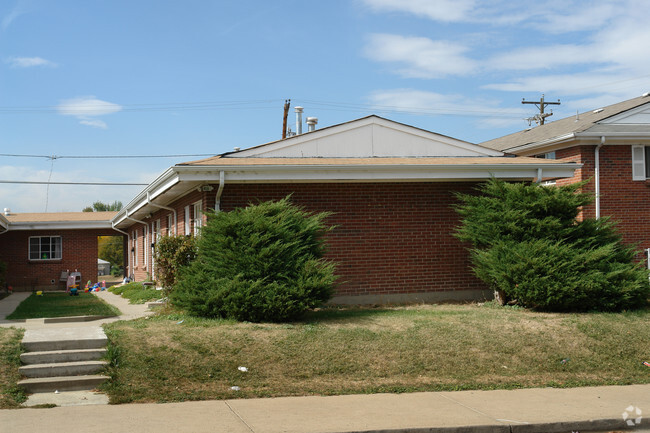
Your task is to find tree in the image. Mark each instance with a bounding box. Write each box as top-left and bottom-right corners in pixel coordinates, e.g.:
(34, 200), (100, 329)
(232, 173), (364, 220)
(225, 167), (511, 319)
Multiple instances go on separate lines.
(98, 236), (124, 276)
(83, 201), (123, 212)
(455, 178), (649, 312)
(171, 196), (337, 322)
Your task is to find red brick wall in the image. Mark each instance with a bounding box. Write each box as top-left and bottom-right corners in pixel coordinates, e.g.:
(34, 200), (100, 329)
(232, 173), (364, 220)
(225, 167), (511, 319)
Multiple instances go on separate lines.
(0, 228), (121, 291)
(123, 182), (487, 298)
(219, 182), (486, 297)
(558, 144), (650, 260)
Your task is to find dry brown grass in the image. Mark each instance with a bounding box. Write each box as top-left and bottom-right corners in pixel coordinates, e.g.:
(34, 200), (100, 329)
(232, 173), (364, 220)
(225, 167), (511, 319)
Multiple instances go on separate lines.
(0, 327), (26, 408)
(101, 303), (650, 404)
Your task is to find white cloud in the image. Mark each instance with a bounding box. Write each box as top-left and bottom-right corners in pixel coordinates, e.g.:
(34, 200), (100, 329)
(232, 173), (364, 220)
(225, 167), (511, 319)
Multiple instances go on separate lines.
(79, 119), (108, 129)
(368, 88), (527, 129)
(1, 0), (29, 31)
(6, 56), (57, 68)
(365, 34), (477, 78)
(359, 0), (477, 22)
(57, 96), (122, 129)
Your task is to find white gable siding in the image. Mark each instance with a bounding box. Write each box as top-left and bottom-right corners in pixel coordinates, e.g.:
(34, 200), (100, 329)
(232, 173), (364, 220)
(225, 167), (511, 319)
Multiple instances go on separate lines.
(233, 117), (502, 159)
(600, 104), (650, 124)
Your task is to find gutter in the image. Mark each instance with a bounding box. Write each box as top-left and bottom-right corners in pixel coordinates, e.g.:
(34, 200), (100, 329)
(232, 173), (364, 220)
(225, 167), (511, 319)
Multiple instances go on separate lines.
(147, 191), (177, 234)
(595, 136), (605, 219)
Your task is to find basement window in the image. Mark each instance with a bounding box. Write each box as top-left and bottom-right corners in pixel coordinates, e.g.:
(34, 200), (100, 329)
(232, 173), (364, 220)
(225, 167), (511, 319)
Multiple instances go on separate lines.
(29, 236), (62, 260)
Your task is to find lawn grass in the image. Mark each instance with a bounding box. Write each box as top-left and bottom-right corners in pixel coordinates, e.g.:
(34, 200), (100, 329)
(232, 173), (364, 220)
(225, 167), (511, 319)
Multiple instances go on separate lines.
(101, 303), (650, 404)
(6, 292), (121, 320)
(109, 282), (163, 304)
(0, 327), (26, 408)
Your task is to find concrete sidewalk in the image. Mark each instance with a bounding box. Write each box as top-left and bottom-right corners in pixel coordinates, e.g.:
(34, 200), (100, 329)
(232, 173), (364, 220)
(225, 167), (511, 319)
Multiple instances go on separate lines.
(1, 384), (648, 433)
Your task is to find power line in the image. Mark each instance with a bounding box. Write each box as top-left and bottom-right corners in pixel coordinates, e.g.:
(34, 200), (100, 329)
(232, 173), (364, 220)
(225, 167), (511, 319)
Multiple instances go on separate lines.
(0, 180), (148, 186)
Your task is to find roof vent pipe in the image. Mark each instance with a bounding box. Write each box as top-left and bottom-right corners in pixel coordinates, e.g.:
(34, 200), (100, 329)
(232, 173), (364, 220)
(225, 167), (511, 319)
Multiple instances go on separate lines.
(306, 117), (318, 132)
(3, 208), (9, 216)
(295, 106), (304, 135)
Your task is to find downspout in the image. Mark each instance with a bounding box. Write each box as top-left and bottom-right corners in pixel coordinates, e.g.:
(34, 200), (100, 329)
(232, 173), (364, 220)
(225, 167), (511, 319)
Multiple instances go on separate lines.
(595, 136), (605, 219)
(215, 171), (225, 212)
(146, 191), (177, 235)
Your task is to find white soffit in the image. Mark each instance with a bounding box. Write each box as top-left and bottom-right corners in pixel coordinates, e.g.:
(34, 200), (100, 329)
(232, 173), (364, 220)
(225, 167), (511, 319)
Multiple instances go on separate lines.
(233, 117), (503, 158)
(599, 103), (650, 124)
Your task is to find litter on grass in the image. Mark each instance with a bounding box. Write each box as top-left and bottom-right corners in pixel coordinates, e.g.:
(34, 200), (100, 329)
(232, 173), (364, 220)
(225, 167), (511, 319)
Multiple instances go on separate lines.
(561, 358), (570, 364)
(230, 386), (241, 391)
(643, 361), (650, 368)
(238, 366), (248, 372)
(176, 320), (184, 324)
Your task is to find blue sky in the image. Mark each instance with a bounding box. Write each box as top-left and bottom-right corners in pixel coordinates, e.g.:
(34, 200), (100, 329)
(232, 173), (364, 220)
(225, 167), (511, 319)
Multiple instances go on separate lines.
(2, 0), (649, 212)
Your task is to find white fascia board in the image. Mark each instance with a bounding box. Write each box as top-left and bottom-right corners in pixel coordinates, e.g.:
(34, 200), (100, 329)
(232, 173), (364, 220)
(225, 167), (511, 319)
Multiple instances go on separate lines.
(576, 131), (650, 138)
(178, 163), (580, 182)
(8, 221), (114, 231)
(112, 168), (180, 226)
(0, 215), (8, 230)
(504, 133), (576, 154)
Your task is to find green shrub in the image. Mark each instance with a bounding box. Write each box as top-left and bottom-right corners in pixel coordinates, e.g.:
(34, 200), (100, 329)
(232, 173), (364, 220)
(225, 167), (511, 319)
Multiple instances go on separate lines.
(456, 178), (650, 312)
(171, 196), (336, 322)
(153, 235), (198, 291)
(109, 281), (161, 304)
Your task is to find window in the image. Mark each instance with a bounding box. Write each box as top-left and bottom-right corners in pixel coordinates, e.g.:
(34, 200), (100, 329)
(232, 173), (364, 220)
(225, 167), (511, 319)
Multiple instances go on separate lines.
(166, 214), (173, 235)
(184, 206), (190, 236)
(143, 225), (148, 268)
(193, 200), (203, 236)
(632, 145), (648, 180)
(132, 229), (138, 267)
(29, 236), (61, 260)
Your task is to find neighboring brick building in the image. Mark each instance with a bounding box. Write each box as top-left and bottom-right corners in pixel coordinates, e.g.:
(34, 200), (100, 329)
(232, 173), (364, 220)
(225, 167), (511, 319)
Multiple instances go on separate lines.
(0, 212), (122, 291)
(481, 94), (650, 262)
(111, 116), (578, 304)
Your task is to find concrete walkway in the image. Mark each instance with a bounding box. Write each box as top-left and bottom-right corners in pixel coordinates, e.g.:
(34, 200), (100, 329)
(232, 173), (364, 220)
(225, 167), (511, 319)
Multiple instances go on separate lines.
(0, 289), (154, 329)
(1, 384), (648, 433)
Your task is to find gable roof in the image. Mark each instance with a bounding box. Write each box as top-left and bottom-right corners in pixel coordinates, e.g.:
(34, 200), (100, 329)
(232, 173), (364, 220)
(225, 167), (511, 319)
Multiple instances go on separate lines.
(213, 115), (504, 159)
(481, 94), (650, 153)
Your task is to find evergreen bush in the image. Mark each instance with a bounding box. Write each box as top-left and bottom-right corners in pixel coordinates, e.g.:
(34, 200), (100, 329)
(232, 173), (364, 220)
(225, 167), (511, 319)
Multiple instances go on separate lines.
(171, 197), (336, 322)
(456, 178), (649, 311)
(153, 235), (198, 292)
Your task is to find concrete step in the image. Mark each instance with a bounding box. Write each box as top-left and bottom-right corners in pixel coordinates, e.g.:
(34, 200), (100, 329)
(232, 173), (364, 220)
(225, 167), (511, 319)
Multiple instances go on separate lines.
(19, 360), (108, 378)
(18, 375), (110, 393)
(20, 348), (107, 365)
(22, 327), (107, 352)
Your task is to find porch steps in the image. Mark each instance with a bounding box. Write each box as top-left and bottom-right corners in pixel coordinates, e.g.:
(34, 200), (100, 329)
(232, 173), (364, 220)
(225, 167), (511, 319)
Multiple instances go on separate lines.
(18, 327), (110, 395)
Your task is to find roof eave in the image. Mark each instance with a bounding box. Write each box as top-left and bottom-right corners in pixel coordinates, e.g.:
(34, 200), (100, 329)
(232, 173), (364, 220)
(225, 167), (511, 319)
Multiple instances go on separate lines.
(7, 221), (114, 231)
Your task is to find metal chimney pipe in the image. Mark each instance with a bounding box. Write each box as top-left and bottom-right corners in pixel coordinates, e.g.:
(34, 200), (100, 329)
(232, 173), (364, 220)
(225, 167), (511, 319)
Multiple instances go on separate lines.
(306, 117), (318, 132)
(295, 106), (304, 135)
(3, 208), (10, 216)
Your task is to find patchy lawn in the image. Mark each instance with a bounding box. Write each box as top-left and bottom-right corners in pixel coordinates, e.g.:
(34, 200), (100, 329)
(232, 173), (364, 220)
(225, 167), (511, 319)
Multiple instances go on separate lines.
(109, 282), (162, 304)
(6, 292), (121, 320)
(101, 303), (650, 404)
(0, 327), (26, 408)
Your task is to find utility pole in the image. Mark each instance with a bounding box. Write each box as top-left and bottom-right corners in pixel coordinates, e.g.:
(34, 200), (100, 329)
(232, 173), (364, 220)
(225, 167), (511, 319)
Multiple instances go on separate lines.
(522, 94), (560, 126)
(282, 99), (291, 139)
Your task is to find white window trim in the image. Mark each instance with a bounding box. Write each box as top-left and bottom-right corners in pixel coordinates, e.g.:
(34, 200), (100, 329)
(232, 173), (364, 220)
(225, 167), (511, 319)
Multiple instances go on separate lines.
(133, 229), (138, 267)
(632, 145), (646, 181)
(28, 235), (62, 261)
(184, 205), (190, 236)
(143, 225), (148, 268)
(193, 200), (203, 236)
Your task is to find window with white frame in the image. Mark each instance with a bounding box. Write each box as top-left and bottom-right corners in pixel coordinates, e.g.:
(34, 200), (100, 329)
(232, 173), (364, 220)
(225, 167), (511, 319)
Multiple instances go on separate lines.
(132, 229), (138, 267)
(143, 225), (148, 268)
(184, 205), (190, 236)
(166, 214), (173, 235)
(632, 145), (650, 180)
(29, 236), (61, 260)
(192, 200), (203, 236)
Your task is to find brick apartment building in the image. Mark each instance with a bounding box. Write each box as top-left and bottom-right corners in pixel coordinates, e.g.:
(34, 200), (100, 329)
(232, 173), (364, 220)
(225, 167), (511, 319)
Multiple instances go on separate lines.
(2, 114), (582, 302)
